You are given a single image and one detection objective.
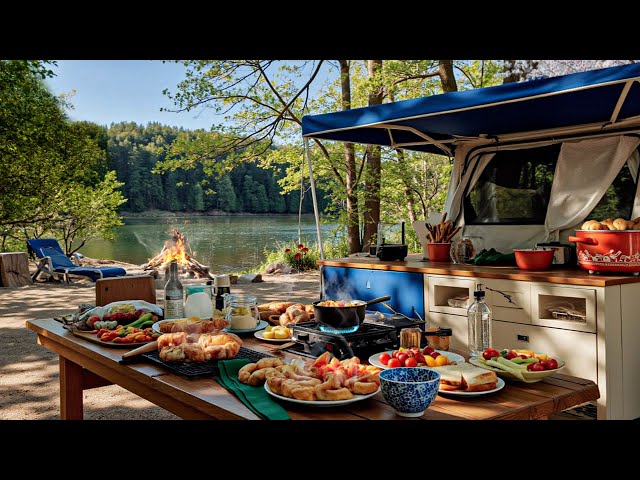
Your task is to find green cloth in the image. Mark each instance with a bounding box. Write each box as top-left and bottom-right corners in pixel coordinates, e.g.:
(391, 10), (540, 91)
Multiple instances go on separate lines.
(215, 358), (291, 420)
(473, 248), (517, 266)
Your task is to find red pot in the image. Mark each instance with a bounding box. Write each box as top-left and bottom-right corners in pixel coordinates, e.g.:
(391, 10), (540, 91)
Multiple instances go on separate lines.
(568, 230), (640, 274)
(514, 249), (554, 271)
(427, 242), (452, 262)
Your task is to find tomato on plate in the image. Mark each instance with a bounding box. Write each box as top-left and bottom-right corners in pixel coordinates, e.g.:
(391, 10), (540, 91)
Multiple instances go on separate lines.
(505, 350), (519, 360)
(430, 351), (441, 359)
(482, 348), (500, 360)
(397, 353), (408, 364)
(379, 352), (391, 365)
(541, 358), (559, 370)
(423, 346), (434, 355)
(527, 362), (546, 372)
(414, 353), (426, 364)
(404, 357), (418, 368)
(387, 358), (402, 368)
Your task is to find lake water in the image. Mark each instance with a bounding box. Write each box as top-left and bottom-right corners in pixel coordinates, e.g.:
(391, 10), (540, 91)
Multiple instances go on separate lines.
(79, 214), (336, 273)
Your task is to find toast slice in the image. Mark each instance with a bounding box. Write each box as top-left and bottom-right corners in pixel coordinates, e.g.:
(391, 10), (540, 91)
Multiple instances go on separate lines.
(434, 363), (497, 392)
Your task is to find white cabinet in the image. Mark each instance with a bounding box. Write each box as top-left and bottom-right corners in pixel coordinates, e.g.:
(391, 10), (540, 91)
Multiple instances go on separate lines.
(426, 275), (477, 316)
(530, 285), (596, 333)
(482, 278), (531, 325)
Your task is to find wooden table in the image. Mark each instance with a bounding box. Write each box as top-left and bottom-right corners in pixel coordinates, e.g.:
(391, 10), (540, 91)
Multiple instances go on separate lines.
(26, 318), (600, 420)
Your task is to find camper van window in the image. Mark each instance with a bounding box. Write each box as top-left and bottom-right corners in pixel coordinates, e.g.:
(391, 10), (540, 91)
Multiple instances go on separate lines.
(588, 162), (638, 221)
(464, 145), (560, 225)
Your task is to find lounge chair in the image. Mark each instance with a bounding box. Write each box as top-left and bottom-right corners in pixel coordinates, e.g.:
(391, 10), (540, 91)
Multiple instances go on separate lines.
(26, 238), (127, 283)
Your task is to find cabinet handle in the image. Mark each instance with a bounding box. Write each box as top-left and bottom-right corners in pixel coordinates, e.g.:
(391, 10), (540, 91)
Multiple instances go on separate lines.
(516, 334), (529, 342)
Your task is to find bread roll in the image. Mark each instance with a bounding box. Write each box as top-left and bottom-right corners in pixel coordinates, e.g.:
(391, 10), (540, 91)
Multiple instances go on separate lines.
(601, 218), (615, 230)
(581, 220), (598, 230)
(612, 218), (629, 231)
(589, 222), (609, 230)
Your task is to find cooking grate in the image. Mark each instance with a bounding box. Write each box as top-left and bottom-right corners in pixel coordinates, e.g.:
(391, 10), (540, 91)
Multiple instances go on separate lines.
(137, 347), (271, 378)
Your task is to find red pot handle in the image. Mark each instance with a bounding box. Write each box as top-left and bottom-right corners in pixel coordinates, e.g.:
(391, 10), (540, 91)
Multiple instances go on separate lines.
(568, 235), (598, 245)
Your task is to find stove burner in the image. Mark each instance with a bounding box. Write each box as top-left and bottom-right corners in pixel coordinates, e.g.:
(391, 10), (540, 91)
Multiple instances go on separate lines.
(318, 325), (359, 334)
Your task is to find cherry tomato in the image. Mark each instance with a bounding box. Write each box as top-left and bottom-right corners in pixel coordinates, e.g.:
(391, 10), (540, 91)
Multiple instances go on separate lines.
(519, 355), (528, 359)
(397, 353), (409, 364)
(528, 362), (545, 372)
(379, 352), (391, 365)
(387, 358), (402, 368)
(541, 359), (559, 370)
(392, 350), (400, 359)
(404, 357), (418, 367)
(505, 350), (519, 360)
(430, 351), (441, 359)
(423, 346), (434, 355)
(414, 353), (426, 364)
(405, 350), (415, 358)
(482, 349), (500, 360)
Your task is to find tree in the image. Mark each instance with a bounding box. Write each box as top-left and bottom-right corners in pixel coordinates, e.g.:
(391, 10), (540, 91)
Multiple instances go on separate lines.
(192, 183), (205, 211)
(217, 175), (237, 212)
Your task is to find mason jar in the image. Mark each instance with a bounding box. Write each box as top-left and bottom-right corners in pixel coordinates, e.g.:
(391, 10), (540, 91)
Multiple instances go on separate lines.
(224, 293), (259, 330)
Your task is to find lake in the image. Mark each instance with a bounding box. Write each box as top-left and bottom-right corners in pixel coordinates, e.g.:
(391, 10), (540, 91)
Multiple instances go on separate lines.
(79, 214), (337, 273)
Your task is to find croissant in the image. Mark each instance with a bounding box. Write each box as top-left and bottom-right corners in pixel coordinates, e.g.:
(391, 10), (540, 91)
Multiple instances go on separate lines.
(279, 303), (311, 326)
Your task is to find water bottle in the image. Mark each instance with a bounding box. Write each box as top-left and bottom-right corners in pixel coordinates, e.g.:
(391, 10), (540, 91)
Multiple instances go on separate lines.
(467, 283), (492, 357)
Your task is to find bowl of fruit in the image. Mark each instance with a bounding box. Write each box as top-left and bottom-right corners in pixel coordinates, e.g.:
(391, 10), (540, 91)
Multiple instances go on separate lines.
(369, 346), (465, 369)
(469, 348), (565, 383)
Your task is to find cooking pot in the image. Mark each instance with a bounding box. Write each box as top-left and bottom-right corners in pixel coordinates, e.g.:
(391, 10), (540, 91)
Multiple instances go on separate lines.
(313, 296), (391, 334)
(568, 230), (640, 274)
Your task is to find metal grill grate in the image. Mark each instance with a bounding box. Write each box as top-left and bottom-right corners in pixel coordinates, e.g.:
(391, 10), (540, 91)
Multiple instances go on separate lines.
(139, 347), (271, 378)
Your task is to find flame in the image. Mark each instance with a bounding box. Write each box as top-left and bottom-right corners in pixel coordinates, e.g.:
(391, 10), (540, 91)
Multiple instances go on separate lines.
(148, 230), (193, 267)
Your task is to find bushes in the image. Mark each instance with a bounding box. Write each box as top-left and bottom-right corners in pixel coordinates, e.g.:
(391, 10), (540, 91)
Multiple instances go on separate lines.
(260, 237), (349, 273)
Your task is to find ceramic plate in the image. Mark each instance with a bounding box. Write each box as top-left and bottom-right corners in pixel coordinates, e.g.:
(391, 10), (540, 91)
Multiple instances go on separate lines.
(264, 382), (379, 406)
(437, 377), (505, 396)
(468, 356), (566, 383)
(254, 330), (292, 343)
(224, 319), (268, 334)
(368, 350), (465, 369)
(151, 318), (199, 334)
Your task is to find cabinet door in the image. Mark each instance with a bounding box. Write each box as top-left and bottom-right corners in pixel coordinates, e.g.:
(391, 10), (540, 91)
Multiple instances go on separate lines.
(427, 275), (476, 316)
(322, 266), (425, 319)
(492, 320), (597, 382)
(531, 285), (596, 333)
(483, 279), (531, 325)
(427, 312), (469, 354)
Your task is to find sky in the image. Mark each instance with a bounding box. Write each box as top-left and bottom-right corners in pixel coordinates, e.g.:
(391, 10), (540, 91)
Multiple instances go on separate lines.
(46, 60), (216, 130)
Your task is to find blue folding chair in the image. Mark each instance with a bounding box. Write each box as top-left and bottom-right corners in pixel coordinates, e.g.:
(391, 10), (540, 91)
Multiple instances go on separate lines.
(26, 238), (127, 283)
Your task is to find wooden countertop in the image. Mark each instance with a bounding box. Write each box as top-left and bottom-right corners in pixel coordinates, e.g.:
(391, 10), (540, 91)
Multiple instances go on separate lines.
(318, 254), (640, 287)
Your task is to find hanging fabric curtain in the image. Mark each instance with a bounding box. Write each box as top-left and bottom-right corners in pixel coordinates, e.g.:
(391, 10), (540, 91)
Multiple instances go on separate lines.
(545, 136), (640, 239)
(629, 149), (640, 218)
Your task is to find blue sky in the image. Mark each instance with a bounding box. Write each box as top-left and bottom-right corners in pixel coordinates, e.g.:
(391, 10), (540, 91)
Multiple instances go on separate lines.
(46, 60), (216, 130)
(46, 60), (336, 131)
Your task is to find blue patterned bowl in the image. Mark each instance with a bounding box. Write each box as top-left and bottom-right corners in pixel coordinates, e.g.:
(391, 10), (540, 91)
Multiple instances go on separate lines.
(379, 367), (441, 417)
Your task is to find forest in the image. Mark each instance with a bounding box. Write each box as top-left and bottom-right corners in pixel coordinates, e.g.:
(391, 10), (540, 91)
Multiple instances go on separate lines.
(107, 122), (329, 215)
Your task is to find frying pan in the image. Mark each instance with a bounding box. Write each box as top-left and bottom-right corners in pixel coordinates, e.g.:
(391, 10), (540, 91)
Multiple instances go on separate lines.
(312, 295), (391, 334)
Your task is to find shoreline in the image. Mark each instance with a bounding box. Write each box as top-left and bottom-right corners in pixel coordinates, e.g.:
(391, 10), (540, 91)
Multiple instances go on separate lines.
(120, 210), (323, 219)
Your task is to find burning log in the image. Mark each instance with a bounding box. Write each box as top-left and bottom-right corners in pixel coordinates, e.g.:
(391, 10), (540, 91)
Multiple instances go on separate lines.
(142, 229), (213, 279)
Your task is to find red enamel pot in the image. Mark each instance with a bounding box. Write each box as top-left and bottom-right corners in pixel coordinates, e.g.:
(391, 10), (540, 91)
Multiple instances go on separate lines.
(568, 230), (640, 274)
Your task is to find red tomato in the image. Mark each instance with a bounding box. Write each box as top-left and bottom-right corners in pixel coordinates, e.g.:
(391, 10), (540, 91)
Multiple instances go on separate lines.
(423, 346), (434, 355)
(414, 353), (426, 364)
(505, 350), (519, 360)
(387, 358), (402, 368)
(379, 353), (391, 365)
(430, 351), (441, 359)
(392, 350), (400, 359)
(397, 353), (409, 364)
(482, 349), (500, 360)
(519, 355), (528, 359)
(404, 357), (418, 368)
(541, 359), (559, 370)
(405, 350), (415, 358)
(528, 362), (546, 372)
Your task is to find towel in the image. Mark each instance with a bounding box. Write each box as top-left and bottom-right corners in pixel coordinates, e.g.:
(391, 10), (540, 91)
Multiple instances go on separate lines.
(215, 358), (291, 420)
(473, 248), (517, 266)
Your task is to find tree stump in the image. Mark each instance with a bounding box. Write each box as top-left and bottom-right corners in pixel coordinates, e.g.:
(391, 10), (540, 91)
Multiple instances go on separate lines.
(0, 252), (31, 287)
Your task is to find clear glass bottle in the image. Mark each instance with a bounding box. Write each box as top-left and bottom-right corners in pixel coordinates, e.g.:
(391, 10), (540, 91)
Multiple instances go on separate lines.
(164, 260), (184, 319)
(467, 283), (492, 357)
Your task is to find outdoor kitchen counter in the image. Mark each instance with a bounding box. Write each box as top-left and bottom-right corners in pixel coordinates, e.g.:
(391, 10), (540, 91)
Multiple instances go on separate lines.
(318, 254), (640, 287)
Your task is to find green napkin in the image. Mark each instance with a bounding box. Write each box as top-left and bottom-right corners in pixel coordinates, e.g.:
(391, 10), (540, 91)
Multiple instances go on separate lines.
(215, 358), (291, 420)
(473, 248), (517, 266)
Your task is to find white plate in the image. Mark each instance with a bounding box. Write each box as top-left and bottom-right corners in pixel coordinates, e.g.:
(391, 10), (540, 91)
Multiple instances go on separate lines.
(254, 330), (292, 343)
(368, 350), (465, 369)
(264, 382), (379, 406)
(224, 319), (268, 334)
(151, 318), (199, 334)
(437, 377), (505, 396)
(468, 356), (566, 383)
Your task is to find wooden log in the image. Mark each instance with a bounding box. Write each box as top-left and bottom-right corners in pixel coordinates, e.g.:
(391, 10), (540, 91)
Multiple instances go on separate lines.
(0, 252), (31, 287)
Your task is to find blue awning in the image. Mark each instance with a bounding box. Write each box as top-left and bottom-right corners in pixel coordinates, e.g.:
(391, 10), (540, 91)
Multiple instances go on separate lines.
(301, 63), (640, 155)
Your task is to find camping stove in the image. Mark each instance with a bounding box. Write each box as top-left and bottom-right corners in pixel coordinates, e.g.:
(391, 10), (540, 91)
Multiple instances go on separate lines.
(287, 321), (398, 360)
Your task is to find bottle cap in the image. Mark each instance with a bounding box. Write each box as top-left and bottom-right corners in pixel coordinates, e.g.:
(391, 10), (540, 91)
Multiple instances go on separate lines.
(214, 275), (230, 288)
(474, 283), (485, 299)
(436, 327), (452, 337)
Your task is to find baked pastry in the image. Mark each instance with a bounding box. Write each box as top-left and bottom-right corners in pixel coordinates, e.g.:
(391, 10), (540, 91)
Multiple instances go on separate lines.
(612, 218), (630, 231)
(279, 303), (312, 326)
(156, 331), (242, 362)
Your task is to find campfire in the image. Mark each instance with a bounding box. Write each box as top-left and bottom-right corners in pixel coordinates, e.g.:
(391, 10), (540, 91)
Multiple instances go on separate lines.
(143, 229), (213, 279)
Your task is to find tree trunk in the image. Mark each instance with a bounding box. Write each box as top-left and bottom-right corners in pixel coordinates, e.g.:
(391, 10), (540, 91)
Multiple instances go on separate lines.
(339, 60), (362, 254)
(0, 252), (30, 287)
(438, 60), (458, 92)
(362, 60), (384, 249)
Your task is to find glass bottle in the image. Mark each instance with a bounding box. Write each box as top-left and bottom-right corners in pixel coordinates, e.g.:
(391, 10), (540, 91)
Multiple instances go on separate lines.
(214, 274), (231, 312)
(164, 260), (184, 319)
(467, 283), (492, 357)
(224, 293), (259, 330)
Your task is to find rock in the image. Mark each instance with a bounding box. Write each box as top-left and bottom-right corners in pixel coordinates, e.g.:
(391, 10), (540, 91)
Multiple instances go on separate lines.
(238, 273), (263, 283)
(264, 262), (291, 275)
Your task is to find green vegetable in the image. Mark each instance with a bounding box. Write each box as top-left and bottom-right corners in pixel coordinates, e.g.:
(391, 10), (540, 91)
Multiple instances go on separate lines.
(94, 320), (118, 330)
(496, 356), (528, 371)
(139, 320), (155, 329)
(512, 357), (538, 365)
(486, 358), (526, 381)
(500, 349), (509, 358)
(124, 312), (152, 328)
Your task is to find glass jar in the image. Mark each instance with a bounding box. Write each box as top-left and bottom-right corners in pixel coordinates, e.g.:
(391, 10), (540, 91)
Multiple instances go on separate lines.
(400, 327), (422, 350)
(224, 293), (259, 330)
(425, 326), (452, 351)
(450, 236), (484, 264)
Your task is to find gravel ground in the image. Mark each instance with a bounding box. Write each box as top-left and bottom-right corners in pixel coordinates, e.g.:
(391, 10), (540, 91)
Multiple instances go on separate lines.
(0, 261), (320, 420)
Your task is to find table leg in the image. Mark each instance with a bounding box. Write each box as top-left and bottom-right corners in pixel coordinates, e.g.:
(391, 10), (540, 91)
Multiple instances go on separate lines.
(59, 356), (83, 420)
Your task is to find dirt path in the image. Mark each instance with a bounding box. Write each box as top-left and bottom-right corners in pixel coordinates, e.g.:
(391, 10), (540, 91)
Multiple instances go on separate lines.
(0, 263), (320, 420)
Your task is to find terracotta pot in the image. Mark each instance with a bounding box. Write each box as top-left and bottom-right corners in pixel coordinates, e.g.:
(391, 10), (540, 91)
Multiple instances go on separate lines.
(568, 230), (640, 274)
(514, 249), (554, 271)
(427, 242), (452, 262)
